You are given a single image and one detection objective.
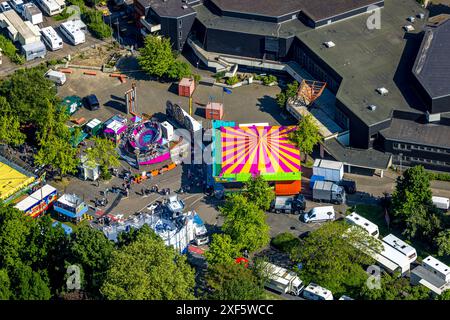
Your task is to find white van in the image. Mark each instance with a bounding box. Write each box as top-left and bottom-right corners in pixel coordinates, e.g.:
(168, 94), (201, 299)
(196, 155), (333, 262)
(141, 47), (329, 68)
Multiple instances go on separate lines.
(302, 283), (333, 300)
(302, 206), (335, 223)
(44, 70), (66, 85)
(432, 196), (449, 211)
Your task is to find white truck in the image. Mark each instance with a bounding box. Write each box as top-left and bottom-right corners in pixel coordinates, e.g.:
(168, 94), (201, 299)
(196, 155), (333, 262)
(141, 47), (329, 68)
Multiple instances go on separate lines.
(312, 181), (346, 204)
(432, 196), (449, 211)
(313, 159), (344, 183)
(312, 159), (357, 194)
(261, 262), (304, 296)
(44, 70), (66, 85)
(302, 282), (334, 300)
(302, 206), (335, 223)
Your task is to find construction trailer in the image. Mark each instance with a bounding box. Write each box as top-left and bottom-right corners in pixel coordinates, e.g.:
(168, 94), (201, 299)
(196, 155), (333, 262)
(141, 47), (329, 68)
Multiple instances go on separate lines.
(0, 9), (41, 45)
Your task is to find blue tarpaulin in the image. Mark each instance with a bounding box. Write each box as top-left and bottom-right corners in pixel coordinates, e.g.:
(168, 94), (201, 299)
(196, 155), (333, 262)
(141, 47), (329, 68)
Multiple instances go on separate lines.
(52, 221), (73, 235)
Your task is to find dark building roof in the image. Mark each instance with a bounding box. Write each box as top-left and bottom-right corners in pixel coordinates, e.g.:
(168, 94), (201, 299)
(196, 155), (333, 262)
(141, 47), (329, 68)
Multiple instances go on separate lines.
(412, 16), (450, 99)
(136, 0), (195, 17)
(210, 0), (382, 21)
(298, 0), (383, 22)
(194, 4), (307, 38)
(210, 0), (301, 18)
(323, 138), (392, 169)
(295, 0), (428, 126)
(380, 118), (450, 149)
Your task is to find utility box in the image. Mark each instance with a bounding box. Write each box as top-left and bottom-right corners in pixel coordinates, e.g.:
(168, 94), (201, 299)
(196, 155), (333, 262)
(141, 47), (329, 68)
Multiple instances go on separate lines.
(178, 78), (195, 97)
(205, 102), (224, 120)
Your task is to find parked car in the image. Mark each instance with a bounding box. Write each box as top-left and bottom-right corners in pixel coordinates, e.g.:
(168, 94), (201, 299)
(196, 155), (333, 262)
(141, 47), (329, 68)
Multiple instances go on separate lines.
(0, 1), (11, 12)
(83, 94), (100, 111)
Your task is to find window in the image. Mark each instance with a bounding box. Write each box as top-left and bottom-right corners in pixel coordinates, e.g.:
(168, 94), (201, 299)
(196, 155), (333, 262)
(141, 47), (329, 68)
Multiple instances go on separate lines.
(179, 20), (182, 27)
(179, 30), (182, 39)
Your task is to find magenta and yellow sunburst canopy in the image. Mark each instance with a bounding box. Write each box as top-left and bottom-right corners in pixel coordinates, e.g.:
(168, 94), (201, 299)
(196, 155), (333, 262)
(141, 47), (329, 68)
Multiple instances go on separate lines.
(219, 126), (301, 182)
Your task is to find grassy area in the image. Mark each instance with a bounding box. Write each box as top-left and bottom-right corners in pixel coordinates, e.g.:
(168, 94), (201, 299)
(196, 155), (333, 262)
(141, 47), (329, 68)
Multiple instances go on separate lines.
(350, 204), (450, 265)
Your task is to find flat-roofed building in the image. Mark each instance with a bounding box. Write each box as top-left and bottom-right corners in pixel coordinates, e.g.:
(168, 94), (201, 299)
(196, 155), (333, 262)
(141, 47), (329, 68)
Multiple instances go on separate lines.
(0, 9), (41, 45)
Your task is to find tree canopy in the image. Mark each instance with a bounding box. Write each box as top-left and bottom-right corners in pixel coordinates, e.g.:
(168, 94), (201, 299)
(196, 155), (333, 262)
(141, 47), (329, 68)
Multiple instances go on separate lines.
(392, 166), (433, 218)
(100, 229), (196, 300)
(289, 114), (322, 161)
(204, 233), (240, 267)
(138, 35), (176, 78)
(220, 194), (270, 253)
(361, 272), (430, 300)
(85, 137), (120, 179)
(205, 263), (264, 300)
(243, 175), (275, 211)
(291, 222), (382, 296)
(138, 35), (192, 80)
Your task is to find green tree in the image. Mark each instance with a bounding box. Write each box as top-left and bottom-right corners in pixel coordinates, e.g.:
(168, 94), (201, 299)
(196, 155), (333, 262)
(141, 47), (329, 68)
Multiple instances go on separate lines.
(8, 263), (51, 300)
(291, 222), (382, 296)
(289, 114), (322, 161)
(436, 230), (450, 257)
(436, 289), (450, 300)
(0, 97), (25, 146)
(67, 225), (114, 296)
(276, 81), (299, 109)
(205, 263), (264, 300)
(100, 231), (195, 300)
(0, 269), (11, 299)
(402, 204), (441, 242)
(204, 234), (240, 266)
(392, 166), (433, 218)
(361, 272), (430, 300)
(166, 60), (191, 81)
(220, 194), (270, 253)
(138, 35), (174, 78)
(243, 175), (275, 211)
(85, 137), (120, 179)
(275, 91), (287, 109)
(34, 135), (79, 177)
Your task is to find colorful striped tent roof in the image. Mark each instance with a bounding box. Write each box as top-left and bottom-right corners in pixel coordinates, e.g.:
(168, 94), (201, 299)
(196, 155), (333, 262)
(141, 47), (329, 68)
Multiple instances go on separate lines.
(218, 125), (301, 182)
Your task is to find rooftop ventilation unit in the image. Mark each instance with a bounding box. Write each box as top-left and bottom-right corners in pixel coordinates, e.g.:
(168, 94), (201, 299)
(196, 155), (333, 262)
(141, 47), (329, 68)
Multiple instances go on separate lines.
(368, 105), (377, 111)
(324, 41), (335, 48)
(182, 4), (188, 9)
(376, 87), (389, 96)
(403, 25), (415, 32)
(417, 13), (425, 19)
(407, 16), (415, 23)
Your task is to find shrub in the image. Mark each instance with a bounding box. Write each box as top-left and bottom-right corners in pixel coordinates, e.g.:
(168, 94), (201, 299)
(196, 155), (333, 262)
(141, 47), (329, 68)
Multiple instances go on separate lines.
(262, 75), (277, 85)
(272, 232), (300, 254)
(193, 74), (201, 83)
(226, 75), (239, 86)
(427, 171), (450, 182)
(213, 71), (226, 80)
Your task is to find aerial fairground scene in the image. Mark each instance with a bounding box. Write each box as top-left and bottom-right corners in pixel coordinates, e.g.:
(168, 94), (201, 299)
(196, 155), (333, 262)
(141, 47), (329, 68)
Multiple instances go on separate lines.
(0, 0), (450, 315)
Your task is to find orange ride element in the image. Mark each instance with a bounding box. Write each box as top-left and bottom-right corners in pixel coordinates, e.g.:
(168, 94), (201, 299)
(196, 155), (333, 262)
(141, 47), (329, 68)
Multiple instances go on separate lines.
(83, 71), (97, 76)
(275, 180), (301, 196)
